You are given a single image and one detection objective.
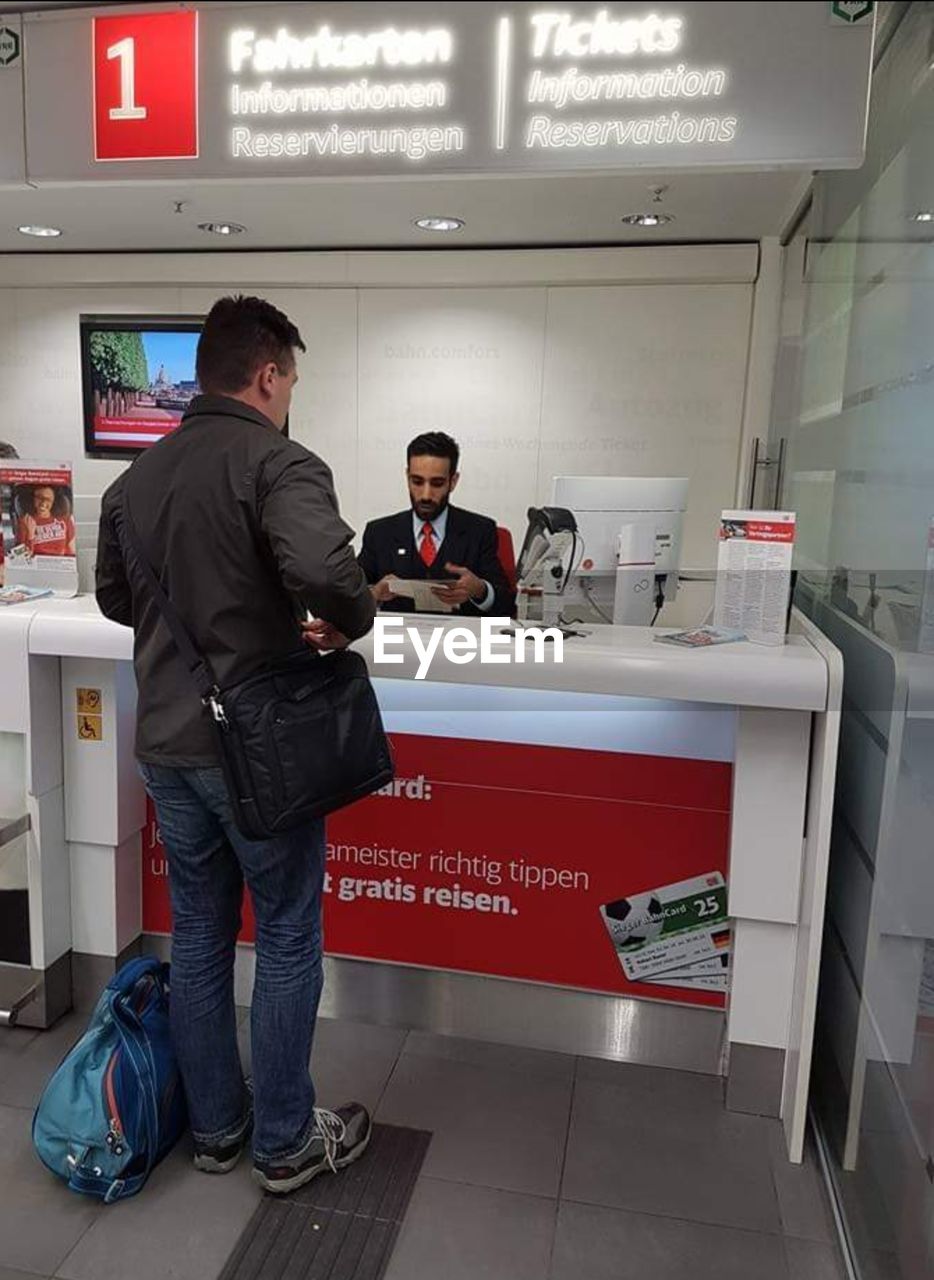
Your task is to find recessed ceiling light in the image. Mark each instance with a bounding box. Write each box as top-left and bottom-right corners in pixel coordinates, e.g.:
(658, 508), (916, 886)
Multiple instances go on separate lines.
(413, 216), (465, 232)
(18, 224), (62, 238)
(198, 221), (246, 236)
(908, 211), (934, 223)
(621, 212), (674, 228)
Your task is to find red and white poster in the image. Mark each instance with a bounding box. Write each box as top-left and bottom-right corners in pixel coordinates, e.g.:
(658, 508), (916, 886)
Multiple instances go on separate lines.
(0, 461), (78, 597)
(144, 734), (732, 1009)
(714, 508), (796, 646)
(93, 10), (198, 162)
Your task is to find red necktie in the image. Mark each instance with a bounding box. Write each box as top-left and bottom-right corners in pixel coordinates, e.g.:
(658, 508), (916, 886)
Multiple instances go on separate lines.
(420, 522), (437, 567)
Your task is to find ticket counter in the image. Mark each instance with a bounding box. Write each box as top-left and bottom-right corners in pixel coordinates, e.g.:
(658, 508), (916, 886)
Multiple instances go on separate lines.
(0, 596), (840, 1161)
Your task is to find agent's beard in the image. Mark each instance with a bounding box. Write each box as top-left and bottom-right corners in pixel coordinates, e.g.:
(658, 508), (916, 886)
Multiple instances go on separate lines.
(411, 493), (449, 522)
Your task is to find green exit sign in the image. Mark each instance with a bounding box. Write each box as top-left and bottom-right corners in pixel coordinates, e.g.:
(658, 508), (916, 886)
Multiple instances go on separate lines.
(831, 1), (874, 23)
(0, 26), (20, 67)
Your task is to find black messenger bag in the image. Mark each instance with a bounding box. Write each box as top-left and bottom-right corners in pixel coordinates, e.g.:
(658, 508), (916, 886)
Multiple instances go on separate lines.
(122, 497), (394, 841)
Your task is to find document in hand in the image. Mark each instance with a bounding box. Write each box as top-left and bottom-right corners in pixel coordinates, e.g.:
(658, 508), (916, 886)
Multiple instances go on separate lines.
(387, 577), (455, 613)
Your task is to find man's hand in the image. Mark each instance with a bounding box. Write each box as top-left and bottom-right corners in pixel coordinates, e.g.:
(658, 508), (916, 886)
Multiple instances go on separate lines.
(431, 562), (487, 606)
(371, 575), (399, 605)
(301, 619), (352, 651)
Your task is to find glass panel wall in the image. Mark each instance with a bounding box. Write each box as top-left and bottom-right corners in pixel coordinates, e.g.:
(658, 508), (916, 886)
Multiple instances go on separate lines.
(771, 6), (934, 1278)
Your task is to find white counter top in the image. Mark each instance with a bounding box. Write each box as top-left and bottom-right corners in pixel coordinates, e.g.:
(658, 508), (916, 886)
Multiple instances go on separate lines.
(8, 595), (829, 712)
(27, 594), (133, 662)
(358, 615), (827, 710)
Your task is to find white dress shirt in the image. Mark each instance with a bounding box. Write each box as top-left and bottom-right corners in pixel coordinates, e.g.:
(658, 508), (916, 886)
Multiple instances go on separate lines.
(413, 509), (495, 611)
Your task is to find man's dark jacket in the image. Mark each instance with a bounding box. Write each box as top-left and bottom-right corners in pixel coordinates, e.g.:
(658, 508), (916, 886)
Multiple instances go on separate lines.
(96, 394), (375, 767)
(357, 506), (515, 617)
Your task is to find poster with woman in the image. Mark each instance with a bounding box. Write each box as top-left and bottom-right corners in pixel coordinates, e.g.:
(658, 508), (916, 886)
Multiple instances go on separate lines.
(0, 461), (79, 597)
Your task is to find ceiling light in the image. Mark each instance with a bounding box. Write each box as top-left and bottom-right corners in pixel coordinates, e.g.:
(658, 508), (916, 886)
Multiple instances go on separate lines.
(908, 211), (934, 223)
(198, 221), (246, 236)
(621, 212), (674, 228)
(413, 216), (465, 232)
(17, 224), (62, 238)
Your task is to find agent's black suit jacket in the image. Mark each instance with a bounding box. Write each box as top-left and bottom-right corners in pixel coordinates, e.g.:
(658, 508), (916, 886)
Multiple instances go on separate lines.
(357, 505), (516, 617)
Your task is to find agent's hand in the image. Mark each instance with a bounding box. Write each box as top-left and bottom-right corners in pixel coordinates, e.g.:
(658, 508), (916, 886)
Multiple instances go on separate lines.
(431, 563), (487, 606)
(371, 575), (399, 604)
(301, 620), (351, 651)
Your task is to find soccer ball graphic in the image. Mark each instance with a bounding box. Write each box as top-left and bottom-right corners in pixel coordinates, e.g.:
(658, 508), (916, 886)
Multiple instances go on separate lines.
(603, 893), (665, 949)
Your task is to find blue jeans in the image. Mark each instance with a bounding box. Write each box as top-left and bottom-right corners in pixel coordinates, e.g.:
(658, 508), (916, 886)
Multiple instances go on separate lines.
(139, 763), (325, 1163)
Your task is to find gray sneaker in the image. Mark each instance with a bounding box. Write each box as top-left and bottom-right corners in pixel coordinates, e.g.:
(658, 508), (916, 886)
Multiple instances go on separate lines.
(192, 1106), (253, 1175)
(252, 1103), (372, 1195)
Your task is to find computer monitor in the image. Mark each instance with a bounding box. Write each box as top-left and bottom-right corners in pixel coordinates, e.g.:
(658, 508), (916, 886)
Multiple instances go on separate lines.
(550, 476), (689, 574)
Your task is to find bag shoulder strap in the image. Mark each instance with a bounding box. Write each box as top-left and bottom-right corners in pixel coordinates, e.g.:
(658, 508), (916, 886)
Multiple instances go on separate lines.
(120, 488), (219, 704)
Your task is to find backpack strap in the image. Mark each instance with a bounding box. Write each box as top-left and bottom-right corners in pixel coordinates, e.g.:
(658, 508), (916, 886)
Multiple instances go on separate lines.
(108, 991), (161, 1183)
(68, 1167), (148, 1204)
(105, 955), (162, 999)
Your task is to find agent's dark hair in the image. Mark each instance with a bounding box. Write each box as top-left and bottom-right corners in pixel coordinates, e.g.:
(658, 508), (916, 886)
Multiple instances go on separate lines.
(196, 295), (306, 394)
(0, 441), (18, 459)
(406, 431), (460, 476)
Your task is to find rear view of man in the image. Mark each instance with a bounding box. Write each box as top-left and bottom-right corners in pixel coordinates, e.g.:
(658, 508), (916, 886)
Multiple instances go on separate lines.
(96, 296), (375, 1194)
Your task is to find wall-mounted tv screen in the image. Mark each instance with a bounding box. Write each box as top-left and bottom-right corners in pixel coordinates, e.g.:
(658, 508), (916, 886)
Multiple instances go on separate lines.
(81, 316), (203, 457)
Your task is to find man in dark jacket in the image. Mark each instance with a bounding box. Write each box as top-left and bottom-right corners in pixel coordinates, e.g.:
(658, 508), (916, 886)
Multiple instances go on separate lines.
(357, 431), (515, 617)
(96, 295), (375, 1195)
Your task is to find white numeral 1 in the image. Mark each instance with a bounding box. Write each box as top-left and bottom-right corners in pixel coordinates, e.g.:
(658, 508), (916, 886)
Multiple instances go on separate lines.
(107, 37), (147, 121)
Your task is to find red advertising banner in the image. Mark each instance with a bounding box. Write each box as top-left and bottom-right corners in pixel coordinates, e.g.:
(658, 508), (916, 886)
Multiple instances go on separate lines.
(93, 11), (198, 161)
(143, 734), (732, 1008)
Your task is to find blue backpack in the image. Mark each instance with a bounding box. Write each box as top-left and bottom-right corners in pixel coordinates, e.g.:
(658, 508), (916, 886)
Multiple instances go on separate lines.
(33, 956), (188, 1203)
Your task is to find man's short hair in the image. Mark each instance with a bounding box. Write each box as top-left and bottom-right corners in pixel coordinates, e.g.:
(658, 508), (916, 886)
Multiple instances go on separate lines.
(196, 295), (306, 395)
(406, 431), (460, 476)
(0, 441), (18, 459)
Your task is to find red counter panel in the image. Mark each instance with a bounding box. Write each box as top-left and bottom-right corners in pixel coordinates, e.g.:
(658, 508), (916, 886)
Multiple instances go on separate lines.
(143, 733), (731, 1008)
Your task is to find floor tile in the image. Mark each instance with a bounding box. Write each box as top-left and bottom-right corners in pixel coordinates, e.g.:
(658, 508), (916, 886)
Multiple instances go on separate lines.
(376, 1053), (572, 1198)
(384, 1177), (555, 1280)
(311, 1018), (408, 1113)
(769, 1126), (836, 1243)
(403, 1031), (575, 1083)
(784, 1238), (847, 1280)
(0, 1105), (101, 1277)
(0, 1011), (87, 1111)
(0, 1269), (54, 1280)
(575, 1055), (725, 1105)
(56, 1141), (260, 1280)
(550, 1200), (788, 1280)
(562, 1074), (781, 1233)
(237, 1015), (407, 1114)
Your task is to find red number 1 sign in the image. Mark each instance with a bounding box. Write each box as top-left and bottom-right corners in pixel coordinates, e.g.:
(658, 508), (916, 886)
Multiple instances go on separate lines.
(93, 10), (198, 161)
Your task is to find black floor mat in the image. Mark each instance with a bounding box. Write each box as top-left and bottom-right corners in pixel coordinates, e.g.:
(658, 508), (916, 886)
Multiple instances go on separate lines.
(219, 1125), (431, 1280)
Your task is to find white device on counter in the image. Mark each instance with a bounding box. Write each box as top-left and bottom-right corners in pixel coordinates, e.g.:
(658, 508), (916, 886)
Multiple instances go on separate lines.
(551, 476), (689, 625)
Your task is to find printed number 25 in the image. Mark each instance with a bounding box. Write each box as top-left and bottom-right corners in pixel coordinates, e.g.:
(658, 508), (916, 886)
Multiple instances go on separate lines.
(694, 896), (720, 918)
(107, 38), (147, 121)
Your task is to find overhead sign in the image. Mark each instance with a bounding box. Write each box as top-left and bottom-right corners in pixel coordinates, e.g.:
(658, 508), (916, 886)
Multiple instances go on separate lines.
(22, 1), (874, 183)
(0, 24), (21, 68)
(0, 15), (25, 186)
(831, 2), (874, 23)
(93, 10), (198, 161)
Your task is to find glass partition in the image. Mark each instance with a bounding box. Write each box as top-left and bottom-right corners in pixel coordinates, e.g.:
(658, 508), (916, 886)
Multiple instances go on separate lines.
(771, 7), (934, 1277)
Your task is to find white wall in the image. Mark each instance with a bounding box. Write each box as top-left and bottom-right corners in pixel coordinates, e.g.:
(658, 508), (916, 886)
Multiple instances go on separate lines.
(0, 247), (757, 571)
